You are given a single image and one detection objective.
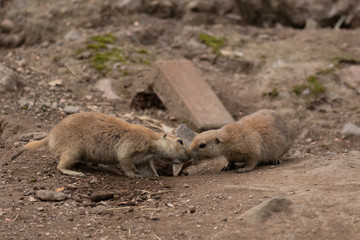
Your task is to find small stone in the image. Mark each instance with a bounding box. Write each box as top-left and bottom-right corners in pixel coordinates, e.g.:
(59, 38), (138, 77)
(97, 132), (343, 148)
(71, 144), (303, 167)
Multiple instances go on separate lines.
(0, 64), (22, 92)
(76, 51), (92, 60)
(149, 215), (160, 221)
(1, 19), (14, 33)
(183, 183), (190, 188)
(90, 191), (114, 202)
(18, 98), (34, 109)
(64, 30), (82, 41)
(342, 122), (360, 137)
(95, 79), (120, 100)
(166, 203), (175, 208)
(48, 79), (63, 87)
(64, 106), (80, 114)
(33, 132), (48, 140)
(83, 233), (92, 238)
(28, 196), (37, 202)
(36, 190), (66, 202)
(40, 41), (50, 48)
(189, 205), (196, 213)
(37, 207), (44, 211)
(20, 133), (34, 142)
(239, 197), (292, 223)
(90, 177), (98, 184)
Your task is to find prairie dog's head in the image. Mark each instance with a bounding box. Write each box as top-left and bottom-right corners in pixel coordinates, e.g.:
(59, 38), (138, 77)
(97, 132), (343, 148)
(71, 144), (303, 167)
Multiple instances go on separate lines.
(188, 130), (224, 160)
(155, 133), (189, 162)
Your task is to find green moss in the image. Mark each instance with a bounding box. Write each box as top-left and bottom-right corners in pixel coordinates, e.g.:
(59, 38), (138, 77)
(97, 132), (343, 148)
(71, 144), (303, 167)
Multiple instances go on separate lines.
(318, 67), (335, 75)
(76, 48), (86, 54)
(90, 50), (126, 73)
(137, 49), (148, 54)
(139, 58), (151, 66)
(87, 43), (107, 50)
(90, 33), (116, 44)
(292, 84), (308, 96)
(293, 75), (326, 96)
(30, 178), (37, 183)
(306, 75), (326, 96)
(198, 33), (226, 55)
(52, 56), (61, 63)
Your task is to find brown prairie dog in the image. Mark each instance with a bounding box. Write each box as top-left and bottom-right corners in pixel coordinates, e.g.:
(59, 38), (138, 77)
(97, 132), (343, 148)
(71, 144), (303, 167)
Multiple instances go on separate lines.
(12, 112), (189, 177)
(188, 109), (297, 173)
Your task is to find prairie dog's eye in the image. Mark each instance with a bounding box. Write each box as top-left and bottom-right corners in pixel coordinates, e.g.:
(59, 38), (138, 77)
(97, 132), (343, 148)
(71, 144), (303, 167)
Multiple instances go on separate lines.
(199, 143), (206, 149)
(177, 139), (184, 145)
(163, 134), (167, 138)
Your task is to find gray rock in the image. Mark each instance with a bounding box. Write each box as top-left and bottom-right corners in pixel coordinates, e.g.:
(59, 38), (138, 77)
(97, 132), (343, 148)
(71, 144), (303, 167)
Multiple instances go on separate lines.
(20, 133), (34, 142)
(95, 79), (120, 100)
(18, 98), (34, 109)
(149, 215), (160, 221)
(175, 124), (196, 146)
(64, 30), (82, 41)
(36, 190), (66, 202)
(239, 197), (292, 223)
(342, 122), (360, 137)
(64, 106), (80, 114)
(0, 64), (22, 92)
(76, 51), (92, 60)
(33, 132), (48, 140)
(90, 191), (114, 202)
(1, 19), (14, 33)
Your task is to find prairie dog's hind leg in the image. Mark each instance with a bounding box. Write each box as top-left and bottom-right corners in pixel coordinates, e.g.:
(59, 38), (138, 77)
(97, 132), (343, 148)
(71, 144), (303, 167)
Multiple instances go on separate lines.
(221, 161), (237, 171)
(235, 157), (258, 173)
(118, 157), (142, 178)
(149, 159), (159, 177)
(57, 152), (85, 177)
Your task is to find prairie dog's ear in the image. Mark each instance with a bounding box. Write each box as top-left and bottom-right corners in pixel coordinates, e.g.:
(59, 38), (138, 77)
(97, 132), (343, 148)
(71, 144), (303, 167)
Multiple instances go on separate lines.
(215, 138), (222, 144)
(163, 134), (167, 138)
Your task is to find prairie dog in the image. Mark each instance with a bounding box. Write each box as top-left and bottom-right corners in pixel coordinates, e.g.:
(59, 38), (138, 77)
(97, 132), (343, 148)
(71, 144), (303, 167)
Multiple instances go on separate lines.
(12, 112), (189, 177)
(188, 109), (297, 173)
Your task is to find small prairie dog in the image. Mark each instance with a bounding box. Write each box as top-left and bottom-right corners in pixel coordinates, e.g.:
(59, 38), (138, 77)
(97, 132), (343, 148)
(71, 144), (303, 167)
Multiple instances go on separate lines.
(188, 109), (297, 173)
(12, 112), (189, 177)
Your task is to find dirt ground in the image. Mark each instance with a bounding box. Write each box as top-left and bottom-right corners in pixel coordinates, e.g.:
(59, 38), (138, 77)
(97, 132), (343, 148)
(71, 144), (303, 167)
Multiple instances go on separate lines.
(1, 0), (360, 239)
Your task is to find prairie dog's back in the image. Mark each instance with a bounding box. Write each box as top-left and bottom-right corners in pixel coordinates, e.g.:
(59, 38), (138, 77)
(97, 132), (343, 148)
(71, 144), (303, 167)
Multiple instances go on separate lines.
(233, 109), (296, 162)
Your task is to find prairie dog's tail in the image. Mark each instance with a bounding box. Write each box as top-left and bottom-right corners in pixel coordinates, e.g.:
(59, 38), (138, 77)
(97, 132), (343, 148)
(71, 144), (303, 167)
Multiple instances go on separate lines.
(25, 137), (49, 150)
(11, 137), (49, 160)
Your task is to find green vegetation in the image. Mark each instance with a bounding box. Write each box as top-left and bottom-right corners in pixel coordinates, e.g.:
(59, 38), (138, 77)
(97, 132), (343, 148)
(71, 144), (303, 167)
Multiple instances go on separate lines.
(292, 75), (326, 96)
(198, 33), (226, 55)
(263, 87), (279, 98)
(318, 67), (335, 75)
(30, 178), (37, 183)
(87, 42), (107, 50)
(90, 33), (116, 44)
(137, 49), (148, 54)
(90, 49), (126, 73)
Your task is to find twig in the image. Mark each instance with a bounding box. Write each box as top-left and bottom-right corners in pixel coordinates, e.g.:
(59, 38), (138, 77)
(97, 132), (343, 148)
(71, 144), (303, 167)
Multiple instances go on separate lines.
(334, 15), (346, 30)
(13, 214), (19, 222)
(154, 234), (162, 240)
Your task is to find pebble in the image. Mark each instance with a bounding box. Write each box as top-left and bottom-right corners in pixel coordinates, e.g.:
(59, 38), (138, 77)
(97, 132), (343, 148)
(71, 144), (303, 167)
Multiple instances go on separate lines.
(90, 177), (98, 184)
(342, 122), (360, 137)
(37, 207), (44, 211)
(189, 205), (196, 213)
(1, 19), (14, 33)
(36, 190), (66, 202)
(20, 133), (34, 142)
(28, 196), (37, 202)
(183, 183), (190, 188)
(166, 203), (175, 208)
(149, 215), (160, 221)
(33, 132), (48, 140)
(90, 191), (114, 202)
(76, 51), (92, 60)
(64, 30), (82, 41)
(0, 64), (22, 92)
(64, 106), (80, 114)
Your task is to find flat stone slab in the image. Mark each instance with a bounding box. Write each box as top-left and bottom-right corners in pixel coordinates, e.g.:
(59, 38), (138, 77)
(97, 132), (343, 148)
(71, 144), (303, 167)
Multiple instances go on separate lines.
(148, 60), (234, 130)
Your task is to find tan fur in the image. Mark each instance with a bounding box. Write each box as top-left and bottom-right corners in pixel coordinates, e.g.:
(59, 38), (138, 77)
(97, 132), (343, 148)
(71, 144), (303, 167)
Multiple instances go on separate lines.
(17, 112), (189, 177)
(188, 109), (297, 173)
